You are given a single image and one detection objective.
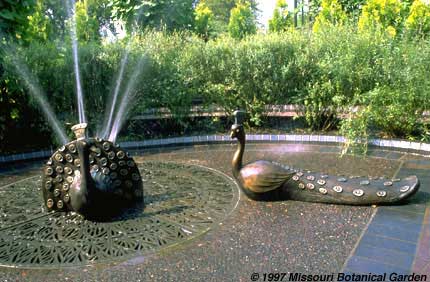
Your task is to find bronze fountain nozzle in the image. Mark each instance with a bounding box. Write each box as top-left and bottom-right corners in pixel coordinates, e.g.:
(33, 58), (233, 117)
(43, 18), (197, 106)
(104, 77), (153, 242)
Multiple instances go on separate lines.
(71, 123), (87, 140)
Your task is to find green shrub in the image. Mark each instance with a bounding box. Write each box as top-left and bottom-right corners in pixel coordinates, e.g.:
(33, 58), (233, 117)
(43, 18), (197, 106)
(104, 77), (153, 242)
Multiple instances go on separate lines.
(358, 0), (405, 37)
(340, 35), (430, 152)
(181, 32), (308, 125)
(406, 0), (430, 37)
(228, 1), (257, 39)
(2, 26), (430, 152)
(297, 25), (388, 130)
(194, 2), (215, 40)
(75, 0), (100, 42)
(312, 0), (347, 33)
(268, 0), (293, 33)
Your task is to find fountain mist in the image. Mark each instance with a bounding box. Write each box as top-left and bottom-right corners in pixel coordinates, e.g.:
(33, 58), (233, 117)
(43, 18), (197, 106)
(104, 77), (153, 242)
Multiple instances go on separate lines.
(100, 50), (130, 139)
(66, 0), (86, 124)
(1, 46), (69, 144)
(100, 11), (144, 139)
(108, 58), (146, 143)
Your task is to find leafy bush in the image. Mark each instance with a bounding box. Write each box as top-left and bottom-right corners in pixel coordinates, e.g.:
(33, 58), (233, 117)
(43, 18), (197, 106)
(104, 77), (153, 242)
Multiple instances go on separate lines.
(75, 0), (100, 42)
(340, 34), (430, 152)
(358, 0), (405, 37)
(181, 32), (309, 125)
(194, 2), (215, 40)
(268, 0), (293, 33)
(228, 1), (257, 39)
(296, 24), (389, 130)
(2, 26), (430, 153)
(312, 0), (347, 33)
(406, 0), (430, 37)
(25, 0), (51, 42)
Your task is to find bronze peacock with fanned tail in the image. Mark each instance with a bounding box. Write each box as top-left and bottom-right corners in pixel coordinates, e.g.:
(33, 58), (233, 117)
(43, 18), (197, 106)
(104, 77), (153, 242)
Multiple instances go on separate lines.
(42, 123), (143, 219)
(230, 110), (419, 204)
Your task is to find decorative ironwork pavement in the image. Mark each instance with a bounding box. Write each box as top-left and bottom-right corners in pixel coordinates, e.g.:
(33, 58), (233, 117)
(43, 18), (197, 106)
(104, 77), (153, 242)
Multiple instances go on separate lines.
(0, 161), (239, 268)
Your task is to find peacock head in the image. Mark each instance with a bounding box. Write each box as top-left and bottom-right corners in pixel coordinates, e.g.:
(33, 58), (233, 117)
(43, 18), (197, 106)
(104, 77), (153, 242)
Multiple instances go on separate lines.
(230, 123), (245, 139)
(230, 110), (246, 140)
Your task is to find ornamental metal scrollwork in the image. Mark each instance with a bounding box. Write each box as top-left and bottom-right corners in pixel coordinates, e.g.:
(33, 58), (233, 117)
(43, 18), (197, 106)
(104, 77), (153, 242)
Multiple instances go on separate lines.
(0, 161), (239, 268)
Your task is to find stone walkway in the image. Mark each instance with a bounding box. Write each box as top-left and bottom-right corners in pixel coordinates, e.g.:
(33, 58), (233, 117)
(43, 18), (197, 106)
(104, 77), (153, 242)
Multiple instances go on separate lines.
(343, 151), (430, 276)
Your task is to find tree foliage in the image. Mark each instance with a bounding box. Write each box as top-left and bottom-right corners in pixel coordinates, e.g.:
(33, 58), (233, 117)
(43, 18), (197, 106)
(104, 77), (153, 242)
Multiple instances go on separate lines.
(337, 0), (366, 18)
(195, 2), (214, 40)
(109, 0), (195, 32)
(75, 0), (101, 42)
(358, 0), (405, 37)
(200, 0), (236, 23)
(24, 0), (52, 42)
(0, 0), (36, 42)
(268, 0), (292, 32)
(228, 1), (257, 39)
(200, 0), (258, 23)
(406, 0), (430, 37)
(313, 0), (347, 32)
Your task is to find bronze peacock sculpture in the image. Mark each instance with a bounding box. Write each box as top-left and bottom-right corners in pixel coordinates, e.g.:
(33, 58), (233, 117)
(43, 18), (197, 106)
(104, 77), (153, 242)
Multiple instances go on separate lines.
(230, 111), (420, 204)
(42, 123), (143, 219)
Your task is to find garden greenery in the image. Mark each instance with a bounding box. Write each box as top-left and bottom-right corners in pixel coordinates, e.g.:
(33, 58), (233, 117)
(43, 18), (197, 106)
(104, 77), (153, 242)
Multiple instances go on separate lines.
(1, 24), (429, 153)
(268, 0), (293, 33)
(228, 1), (257, 39)
(194, 2), (215, 40)
(358, 0), (405, 37)
(312, 0), (347, 32)
(1, 0), (430, 153)
(406, 0), (430, 37)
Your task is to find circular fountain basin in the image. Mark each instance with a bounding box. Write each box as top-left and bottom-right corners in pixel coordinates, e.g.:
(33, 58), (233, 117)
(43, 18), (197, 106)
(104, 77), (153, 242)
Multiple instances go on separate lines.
(0, 161), (239, 268)
(0, 140), (428, 280)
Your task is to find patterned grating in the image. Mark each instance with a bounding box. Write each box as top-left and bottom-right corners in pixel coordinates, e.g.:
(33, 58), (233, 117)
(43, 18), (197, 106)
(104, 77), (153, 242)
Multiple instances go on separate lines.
(0, 161), (239, 268)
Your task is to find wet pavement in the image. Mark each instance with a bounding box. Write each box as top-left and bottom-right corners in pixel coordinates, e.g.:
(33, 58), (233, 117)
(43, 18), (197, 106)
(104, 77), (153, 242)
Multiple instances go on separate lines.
(0, 141), (429, 281)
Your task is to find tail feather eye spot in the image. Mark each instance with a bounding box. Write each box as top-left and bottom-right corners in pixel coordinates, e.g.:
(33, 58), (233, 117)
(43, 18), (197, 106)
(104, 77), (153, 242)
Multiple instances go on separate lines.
(353, 189), (364, 197)
(400, 185), (410, 192)
(333, 186), (343, 193)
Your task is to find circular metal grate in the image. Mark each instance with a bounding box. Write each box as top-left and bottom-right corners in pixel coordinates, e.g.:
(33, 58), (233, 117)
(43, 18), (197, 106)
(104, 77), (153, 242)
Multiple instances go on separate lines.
(0, 161), (239, 268)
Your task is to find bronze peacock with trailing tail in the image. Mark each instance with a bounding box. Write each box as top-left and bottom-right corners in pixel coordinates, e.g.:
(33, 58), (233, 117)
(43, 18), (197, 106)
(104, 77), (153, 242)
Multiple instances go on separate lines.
(230, 111), (420, 204)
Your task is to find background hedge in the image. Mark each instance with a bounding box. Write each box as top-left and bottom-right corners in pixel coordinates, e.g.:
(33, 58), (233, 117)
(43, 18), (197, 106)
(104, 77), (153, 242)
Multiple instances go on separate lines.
(1, 25), (429, 153)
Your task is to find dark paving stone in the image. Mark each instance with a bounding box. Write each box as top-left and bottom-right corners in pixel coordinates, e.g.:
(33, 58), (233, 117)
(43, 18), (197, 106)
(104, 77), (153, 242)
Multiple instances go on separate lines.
(338, 271), (384, 281)
(354, 244), (414, 269)
(341, 269), (360, 275)
(366, 150), (390, 158)
(317, 146), (342, 153)
(346, 256), (410, 275)
(339, 269), (409, 282)
(384, 201), (428, 215)
(366, 222), (421, 243)
(413, 207), (430, 264)
(359, 233), (417, 255)
(402, 156), (430, 165)
(377, 207), (424, 225)
(371, 209), (424, 233)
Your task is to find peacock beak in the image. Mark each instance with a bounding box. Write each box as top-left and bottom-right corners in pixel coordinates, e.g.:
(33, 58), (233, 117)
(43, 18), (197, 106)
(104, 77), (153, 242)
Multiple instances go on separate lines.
(230, 130), (235, 139)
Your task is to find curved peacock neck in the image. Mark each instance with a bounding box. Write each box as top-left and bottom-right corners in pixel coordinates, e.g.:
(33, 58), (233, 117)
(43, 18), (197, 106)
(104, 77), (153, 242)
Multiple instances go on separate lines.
(232, 133), (245, 179)
(71, 139), (92, 214)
